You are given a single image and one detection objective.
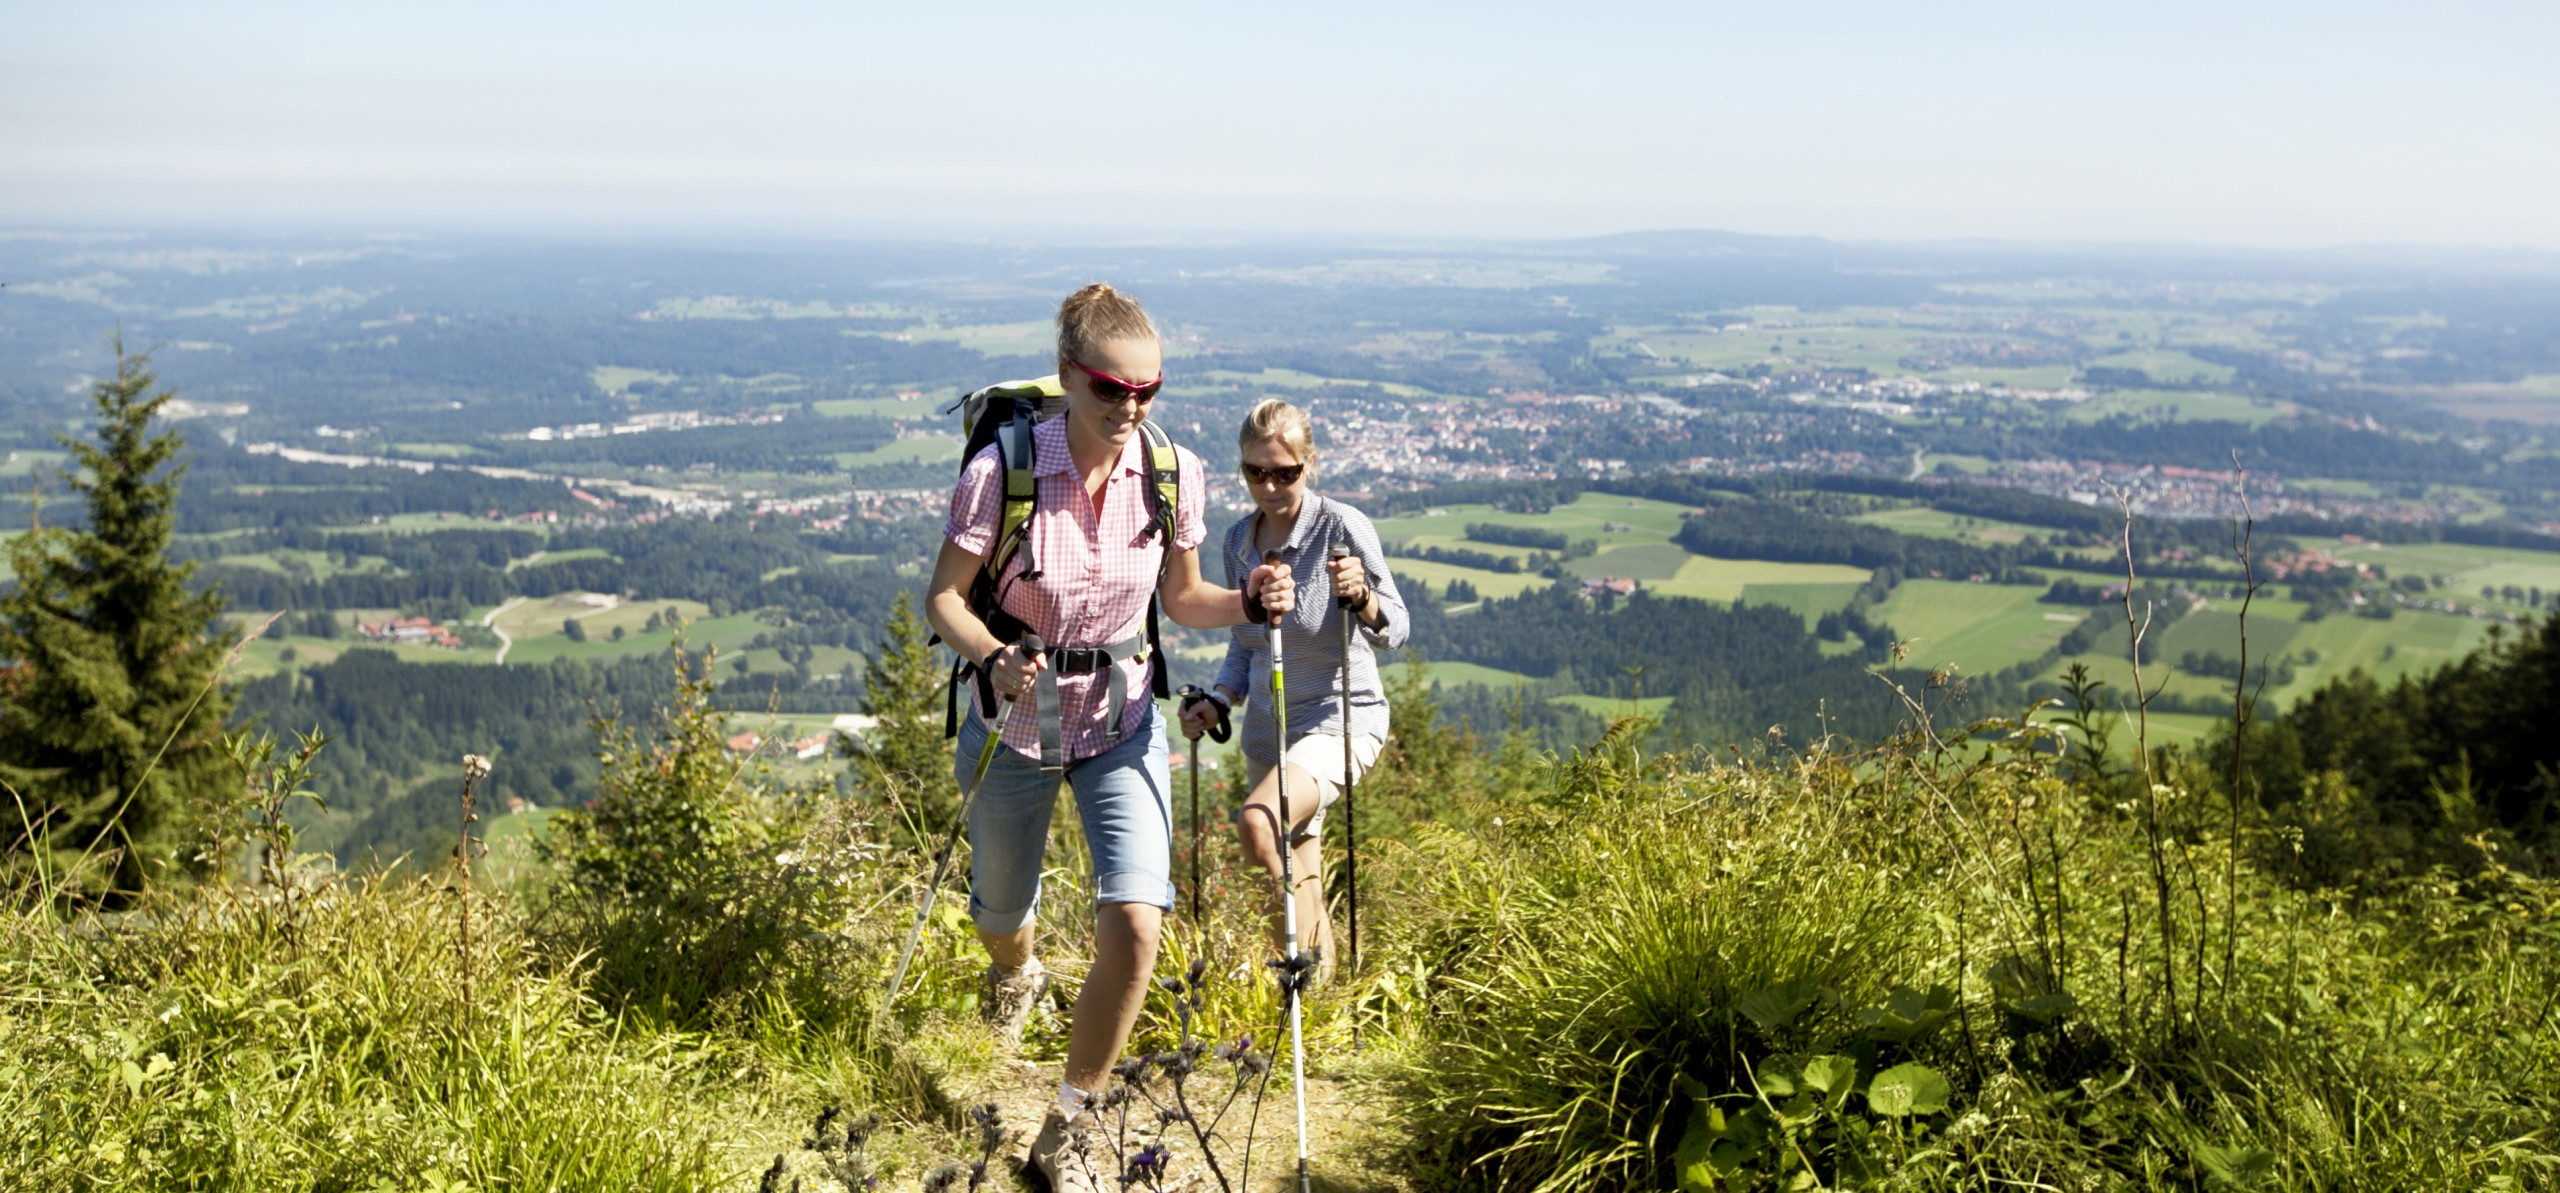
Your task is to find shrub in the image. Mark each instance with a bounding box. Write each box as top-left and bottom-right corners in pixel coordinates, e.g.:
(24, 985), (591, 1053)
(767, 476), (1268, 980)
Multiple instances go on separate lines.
(536, 641), (889, 1029)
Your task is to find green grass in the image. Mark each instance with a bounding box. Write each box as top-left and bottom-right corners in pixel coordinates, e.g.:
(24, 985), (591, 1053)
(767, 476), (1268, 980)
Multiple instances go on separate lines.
(2300, 536), (2560, 609)
(489, 595), (767, 666)
(0, 450), (70, 478)
(589, 365), (678, 396)
(0, 877), (856, 1192)
(810, 396), (942, 421)
(1376, 492), (1698, 548)
(833, 434), (960, 469)
(1850, 505), (2046, 546)
(1917, 453), (1996, 476)
(1650, 555), (1873, 603)
(2063, 389), (2290, 425)
(862, 321), (1054, 357)
(2084, 348), (2238, 385)
(212, 548), (392, 580)
(1421, 660), (1542, 689)
(1739, 582), (1865, 624)
(510, 546), (615, 569)
(1385, 557), (1553, 602)
(1193, 366), (1447, 400)
(1567, 543), (1690, 581)
(1874, 580), (2079, 675)
(1548, 693), (1673, 719)
(384, 441), (479, 458)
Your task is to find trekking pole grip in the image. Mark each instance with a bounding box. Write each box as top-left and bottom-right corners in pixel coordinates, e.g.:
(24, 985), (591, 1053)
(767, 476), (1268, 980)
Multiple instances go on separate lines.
(1261, 548), (1285, 626)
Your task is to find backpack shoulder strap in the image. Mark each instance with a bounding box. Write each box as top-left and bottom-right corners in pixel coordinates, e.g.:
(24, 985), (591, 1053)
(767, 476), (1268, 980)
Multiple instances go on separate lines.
(1136, 419), (1181, 548)
(987, 406), (1042, 582)
(1135, 420), (1184, 700)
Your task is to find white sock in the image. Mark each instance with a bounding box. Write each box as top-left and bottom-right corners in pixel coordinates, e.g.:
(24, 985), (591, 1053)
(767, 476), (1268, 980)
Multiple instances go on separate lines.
(1057, 1080), (1092, 1121)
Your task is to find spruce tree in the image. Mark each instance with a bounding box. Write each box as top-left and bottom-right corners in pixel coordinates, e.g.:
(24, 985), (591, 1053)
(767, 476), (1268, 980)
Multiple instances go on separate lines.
(845, 591), (954, 849)
(0, 342), (235, 898)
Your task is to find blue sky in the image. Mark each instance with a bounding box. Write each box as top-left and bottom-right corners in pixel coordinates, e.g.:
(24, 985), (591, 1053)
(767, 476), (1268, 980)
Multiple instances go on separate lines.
(3, 0), (2554, 247)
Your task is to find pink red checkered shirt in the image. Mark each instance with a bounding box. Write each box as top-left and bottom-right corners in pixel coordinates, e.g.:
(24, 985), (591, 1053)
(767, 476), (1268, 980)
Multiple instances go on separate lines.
(944, 415), (1208, 764)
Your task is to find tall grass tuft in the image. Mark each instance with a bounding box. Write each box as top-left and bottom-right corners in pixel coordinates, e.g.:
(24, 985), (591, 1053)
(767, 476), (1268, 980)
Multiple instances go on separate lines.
(1371, 698), (2560, 1191)
(0, 873), (762, 1191)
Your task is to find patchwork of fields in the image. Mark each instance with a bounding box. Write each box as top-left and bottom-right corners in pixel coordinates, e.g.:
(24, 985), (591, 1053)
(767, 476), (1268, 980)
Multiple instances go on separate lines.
(1376, 491), (2556, 739)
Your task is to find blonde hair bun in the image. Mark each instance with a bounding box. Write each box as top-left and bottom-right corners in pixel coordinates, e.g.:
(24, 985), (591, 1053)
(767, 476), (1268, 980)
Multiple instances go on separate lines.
(1057, 283), (1158, 362)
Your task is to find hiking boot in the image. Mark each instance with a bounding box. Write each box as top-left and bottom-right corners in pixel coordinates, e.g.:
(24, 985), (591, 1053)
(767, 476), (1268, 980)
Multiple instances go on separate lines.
(1027, 1107), (1099, 1193)
(981, 958), (1049, 1048)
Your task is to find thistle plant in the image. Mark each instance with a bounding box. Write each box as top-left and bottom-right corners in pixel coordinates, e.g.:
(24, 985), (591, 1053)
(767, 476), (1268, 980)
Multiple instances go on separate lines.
(1081, 955), (1274, 1193)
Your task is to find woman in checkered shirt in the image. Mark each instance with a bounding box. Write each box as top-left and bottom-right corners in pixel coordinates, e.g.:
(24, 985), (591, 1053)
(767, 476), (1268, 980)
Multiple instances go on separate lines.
(924, 284), (1294, 1185)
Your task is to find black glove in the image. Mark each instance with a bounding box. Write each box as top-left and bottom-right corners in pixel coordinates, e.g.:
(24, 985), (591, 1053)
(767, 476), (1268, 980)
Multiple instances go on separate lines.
(1176, 684), (1232, 743)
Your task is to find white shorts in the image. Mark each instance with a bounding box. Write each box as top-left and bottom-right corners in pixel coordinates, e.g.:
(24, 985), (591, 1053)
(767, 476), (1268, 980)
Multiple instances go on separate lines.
(1243, 733), (1386, 846)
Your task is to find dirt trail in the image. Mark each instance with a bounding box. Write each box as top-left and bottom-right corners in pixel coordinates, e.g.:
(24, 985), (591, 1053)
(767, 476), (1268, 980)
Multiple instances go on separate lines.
(947, 1054), (1404, 1193)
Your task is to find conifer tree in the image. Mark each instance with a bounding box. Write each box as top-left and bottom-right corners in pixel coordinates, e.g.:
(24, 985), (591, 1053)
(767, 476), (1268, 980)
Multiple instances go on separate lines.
(844, 591), (953, 848)
(0, 342), (235, 898)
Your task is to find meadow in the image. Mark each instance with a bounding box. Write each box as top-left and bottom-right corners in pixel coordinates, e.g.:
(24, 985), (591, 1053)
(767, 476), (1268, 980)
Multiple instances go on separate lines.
(7, 643), (2551, 1191)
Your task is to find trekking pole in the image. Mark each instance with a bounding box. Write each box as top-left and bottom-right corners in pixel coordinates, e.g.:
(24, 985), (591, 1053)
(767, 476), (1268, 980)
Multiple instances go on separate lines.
(880, 634), (1043, 1024)
(1263, 549), (1315, 1193)
(1175, 683), (1231, 924)
(1329, 542), (1361, 1050)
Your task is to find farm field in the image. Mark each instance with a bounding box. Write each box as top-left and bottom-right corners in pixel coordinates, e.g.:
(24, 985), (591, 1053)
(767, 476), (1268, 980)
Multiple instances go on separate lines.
(485, 594), (767, 666)
(1648, 555), (1873, 603)
(2081, 349), (2238, 385)
(1849, 505), (2048, 546)
(1417, 660), (1541, 691)
(1386, 555), (1548, 602)
(833, 434), (960, 470)
(811, 396), (941, 421)
(1872, 580), (2079, 676)
(2302, 536), (2560, 615)
(1375, 492), (1694, 551)
(2059, 389), (2292, 425)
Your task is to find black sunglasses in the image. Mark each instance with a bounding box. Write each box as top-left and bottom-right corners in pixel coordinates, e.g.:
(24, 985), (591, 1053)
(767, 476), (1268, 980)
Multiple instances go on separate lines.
(1241, 462), (1306, 485)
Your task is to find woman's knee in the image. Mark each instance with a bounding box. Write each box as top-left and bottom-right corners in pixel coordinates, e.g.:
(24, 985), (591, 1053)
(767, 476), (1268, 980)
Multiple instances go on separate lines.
(1233, 802), (1283, 864)
(1095, 900), (1163, 960)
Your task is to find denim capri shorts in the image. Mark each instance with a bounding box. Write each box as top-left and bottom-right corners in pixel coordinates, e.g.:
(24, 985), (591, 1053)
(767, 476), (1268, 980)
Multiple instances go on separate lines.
(954, 703), (1177, 934)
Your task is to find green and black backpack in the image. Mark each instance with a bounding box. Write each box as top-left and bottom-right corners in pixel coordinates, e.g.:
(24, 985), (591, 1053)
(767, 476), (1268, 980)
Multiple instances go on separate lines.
(937, 376), (1184, 747)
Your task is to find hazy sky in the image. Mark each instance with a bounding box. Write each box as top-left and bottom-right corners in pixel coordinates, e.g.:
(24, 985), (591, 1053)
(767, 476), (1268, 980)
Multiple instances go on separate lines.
(4, 0), (2555, 248)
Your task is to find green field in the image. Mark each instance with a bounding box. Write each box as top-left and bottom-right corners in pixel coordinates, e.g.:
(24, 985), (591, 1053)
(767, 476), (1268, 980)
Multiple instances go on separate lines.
(834, 434), (961, 469)
(1850, 505), (2045, 547)
(2083, 349), (2238, 386)
(1418, 660), (1541, 690)
(218, 548), (393, 580)
(1386, 556), (1550, 602)
(1649, 556), (1873, 603)
(489, 594), (766, 666)
(511, 546), (615, 569)
(0, 450), (68, 478)
(2303, 537), (2560, 613)
(1375, 492), (1696, 549)
(589, 366), (678, 396)
(1549, 693), (1674, 720)
(811, 396), (943, 421)
(1566, 542), (1690, 580)
(857, 321), (1052, 357)
(1873, 580), (2080, 676)
(2063, 389), (2290, 425)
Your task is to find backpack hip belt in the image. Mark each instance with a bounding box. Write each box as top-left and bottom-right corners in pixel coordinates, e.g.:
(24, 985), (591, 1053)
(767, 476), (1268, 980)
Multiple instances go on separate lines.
(1031, 632), (1151, 775)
